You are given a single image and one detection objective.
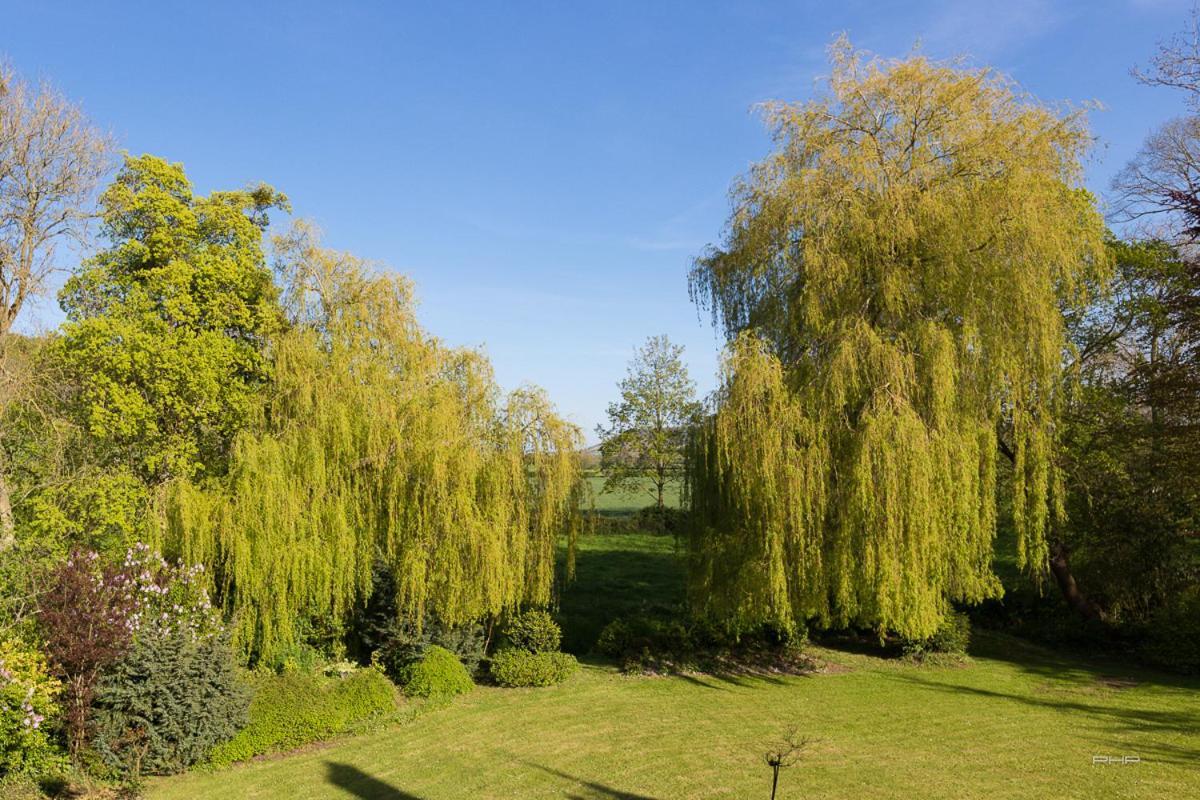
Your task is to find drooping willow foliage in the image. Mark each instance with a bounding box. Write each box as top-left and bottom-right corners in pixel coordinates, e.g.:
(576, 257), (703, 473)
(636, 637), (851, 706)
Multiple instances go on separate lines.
(160, 224), (584, 661)
(686, 41), (1110, 639)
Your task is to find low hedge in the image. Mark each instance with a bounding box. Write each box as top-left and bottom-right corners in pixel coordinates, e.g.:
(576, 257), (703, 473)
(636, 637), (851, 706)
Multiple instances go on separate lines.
(209, 667), (396, 766)
(489, 649), (577, 687)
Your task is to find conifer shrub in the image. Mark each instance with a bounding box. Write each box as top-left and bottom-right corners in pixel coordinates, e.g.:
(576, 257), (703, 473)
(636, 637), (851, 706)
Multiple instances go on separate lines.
(208, 667), (396, 766)
(350, 565), (488, 677)
(90, 629), (247, 776)
(397, 645), (474, 700)
(503, 610), (562, 654)
(488, 649), (578, 688)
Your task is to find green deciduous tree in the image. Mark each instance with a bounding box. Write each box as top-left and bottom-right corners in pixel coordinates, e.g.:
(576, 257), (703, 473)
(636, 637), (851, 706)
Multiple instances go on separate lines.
(597, 335), (699, 512)
(1061, 238), (1200, 622)
(162, 223), (584, 663)
(686, 41), (1109, 639)
(56, 154), (287, 483)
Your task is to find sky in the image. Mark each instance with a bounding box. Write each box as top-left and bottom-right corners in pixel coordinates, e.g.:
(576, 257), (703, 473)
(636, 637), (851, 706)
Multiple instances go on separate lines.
(3, 0), (1195, 440)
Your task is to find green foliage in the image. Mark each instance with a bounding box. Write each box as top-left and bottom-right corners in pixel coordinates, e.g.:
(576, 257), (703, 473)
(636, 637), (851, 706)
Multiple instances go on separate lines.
(1061, 239), (1200, 624)
(349, 564), (487, 678)
(164, 223), (585, 664)
(633, 506), (688, 537)
(397, 645), (474, 700)
(503, 610), (562, 654)
(901, 611), (972, 659)
(1142, 588), (1200, 674)
(56, 154), (287, 483)
(208, 668), (396, 766)
(687, 41), (1109, 641)
(488, 649), (577, 688)
(90, 629), (247, 777)
(0, 635), (66, 778)
(597, 335), (700, 512)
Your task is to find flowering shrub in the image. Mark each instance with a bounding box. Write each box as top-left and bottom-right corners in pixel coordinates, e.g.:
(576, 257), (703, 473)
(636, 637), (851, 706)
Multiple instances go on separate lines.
(39, 544), (223, 758)
(39, 550), (137, 756)
(118, 542), (220, 643)
(0, 635), (66, 777)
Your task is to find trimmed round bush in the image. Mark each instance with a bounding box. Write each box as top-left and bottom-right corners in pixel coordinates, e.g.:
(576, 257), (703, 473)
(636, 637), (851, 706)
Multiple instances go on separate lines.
(398, 645), (474, 699)
(504, 610), (561, 654)
(489, 649), (577, 687)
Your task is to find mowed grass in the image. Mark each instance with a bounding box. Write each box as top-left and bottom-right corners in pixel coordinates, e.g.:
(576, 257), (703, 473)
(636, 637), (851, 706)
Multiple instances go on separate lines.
(558, 531), (684, 654)
(148, 533), (1200, 800)
(584, 474), (681, 515)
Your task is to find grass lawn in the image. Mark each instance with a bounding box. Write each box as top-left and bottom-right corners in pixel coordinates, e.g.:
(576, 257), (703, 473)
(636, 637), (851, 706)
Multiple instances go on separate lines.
(147, 532), (1200, 800)
(584, 475), (681, 515)
(558, 531), (684, 654)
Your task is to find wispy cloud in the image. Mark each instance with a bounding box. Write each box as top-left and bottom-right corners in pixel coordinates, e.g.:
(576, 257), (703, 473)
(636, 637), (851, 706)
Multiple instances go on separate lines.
(918, 0), (1066, 61)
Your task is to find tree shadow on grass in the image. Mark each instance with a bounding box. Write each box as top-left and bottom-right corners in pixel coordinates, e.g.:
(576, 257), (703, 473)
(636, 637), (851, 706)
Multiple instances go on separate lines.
(885, 672), (1200, 765)
(968, 630), (1200, 692)
(324, 761), (425, 799)
(558, 541), (686, 654)
(522, 761), (662, 800)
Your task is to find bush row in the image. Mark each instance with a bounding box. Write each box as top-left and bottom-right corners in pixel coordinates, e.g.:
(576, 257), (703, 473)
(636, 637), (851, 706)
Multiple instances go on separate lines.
(209, 668), (397, 766)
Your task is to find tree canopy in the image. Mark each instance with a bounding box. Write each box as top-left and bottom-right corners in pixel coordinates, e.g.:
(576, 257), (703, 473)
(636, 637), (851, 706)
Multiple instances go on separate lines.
(162, 223), (585, 662)
(57, 155), (287, 483)
(686, 41), (1110, 639)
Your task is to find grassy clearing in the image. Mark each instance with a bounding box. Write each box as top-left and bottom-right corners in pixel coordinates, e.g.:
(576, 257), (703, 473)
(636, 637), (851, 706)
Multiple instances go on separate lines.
(558, 531), (684, 654)
(148, 634), (1200, 800)
(147, 532), (1200, 800)
(584, 475), (681, 515)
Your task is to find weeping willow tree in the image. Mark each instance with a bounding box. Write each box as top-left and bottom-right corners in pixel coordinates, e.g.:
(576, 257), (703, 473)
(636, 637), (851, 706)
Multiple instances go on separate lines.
(161, 223), (584, 661)
(686, 40), (1110, 640)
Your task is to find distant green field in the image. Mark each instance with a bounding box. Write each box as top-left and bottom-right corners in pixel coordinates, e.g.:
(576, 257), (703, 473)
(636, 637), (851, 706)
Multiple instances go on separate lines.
(584, 473), (682, 515)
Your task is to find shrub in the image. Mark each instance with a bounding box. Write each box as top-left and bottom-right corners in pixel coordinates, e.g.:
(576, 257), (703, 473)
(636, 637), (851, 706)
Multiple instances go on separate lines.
(902, 611), (972, 659)
(1142, 588), (1200, 674)
(503, 610), (561, 654)
(349, 564), (487, 677)
(489, 649), (577, 687)
(209, 667), (396, 766)
(38, 550), (136, 756)
(595, 613), (806, 673)
(90, 629), (248, 777)
(0, 636), (66, 778)
(595, 615), (694, 667)
(397, 645), (473, 700)
(633, 506), (689, 535)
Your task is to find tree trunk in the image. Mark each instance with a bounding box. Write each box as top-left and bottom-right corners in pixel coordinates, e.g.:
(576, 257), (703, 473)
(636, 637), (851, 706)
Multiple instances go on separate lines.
(998, 437), (1104, 622)
(1048, 542), (1105, 622)
(0, 469), (14, 552)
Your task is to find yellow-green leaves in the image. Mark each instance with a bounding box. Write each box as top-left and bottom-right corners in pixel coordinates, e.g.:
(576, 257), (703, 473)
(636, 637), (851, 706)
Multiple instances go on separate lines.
(687, 41), (1110, 640)
(164, 225), (583, 663)
(57, 155), (286, 482)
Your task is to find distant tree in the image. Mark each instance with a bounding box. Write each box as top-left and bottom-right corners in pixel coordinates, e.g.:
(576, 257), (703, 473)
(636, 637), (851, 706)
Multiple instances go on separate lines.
(597, 335), (699, 513)
(0, 64), (112, 551)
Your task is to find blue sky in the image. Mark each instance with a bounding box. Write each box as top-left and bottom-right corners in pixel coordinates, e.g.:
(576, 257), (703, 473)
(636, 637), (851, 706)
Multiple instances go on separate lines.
(3, 0), (1194, 439)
